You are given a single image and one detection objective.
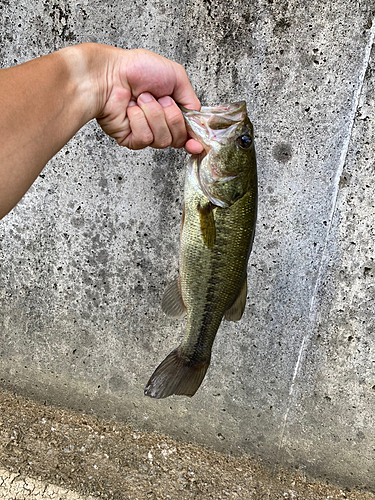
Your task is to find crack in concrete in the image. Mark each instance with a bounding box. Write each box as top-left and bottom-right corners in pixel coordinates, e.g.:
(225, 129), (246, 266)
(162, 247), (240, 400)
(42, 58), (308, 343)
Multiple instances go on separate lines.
(276, 15), (375, 462)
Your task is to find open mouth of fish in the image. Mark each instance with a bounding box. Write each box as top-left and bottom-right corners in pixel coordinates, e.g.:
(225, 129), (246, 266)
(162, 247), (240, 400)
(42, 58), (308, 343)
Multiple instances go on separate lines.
(180, 101), (248, 150)
(180, 102), (248, 206)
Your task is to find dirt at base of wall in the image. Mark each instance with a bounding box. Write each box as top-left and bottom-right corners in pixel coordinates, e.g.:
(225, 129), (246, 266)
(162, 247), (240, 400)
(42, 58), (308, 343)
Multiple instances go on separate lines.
(0, 388), (374, 500)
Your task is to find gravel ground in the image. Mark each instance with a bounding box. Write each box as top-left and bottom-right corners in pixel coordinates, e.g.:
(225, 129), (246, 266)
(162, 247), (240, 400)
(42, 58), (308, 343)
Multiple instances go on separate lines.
(0, 468), (95, 499)
(0, 388), (374, 500)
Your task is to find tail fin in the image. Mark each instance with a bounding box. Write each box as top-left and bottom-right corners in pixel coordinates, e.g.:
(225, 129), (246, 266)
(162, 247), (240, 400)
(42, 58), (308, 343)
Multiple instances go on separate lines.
(144, 348), (210, 399)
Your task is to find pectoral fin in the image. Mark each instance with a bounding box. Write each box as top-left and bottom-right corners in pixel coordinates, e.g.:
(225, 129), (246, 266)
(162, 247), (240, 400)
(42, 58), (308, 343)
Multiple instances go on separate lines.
(161, 278), (186, 319)
(225, 276), (247, 322)
(198, 202), (216, 249)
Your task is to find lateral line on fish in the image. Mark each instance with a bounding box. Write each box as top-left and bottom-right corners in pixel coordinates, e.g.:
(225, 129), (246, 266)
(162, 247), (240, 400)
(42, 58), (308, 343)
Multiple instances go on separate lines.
(186, 266), (220, 360)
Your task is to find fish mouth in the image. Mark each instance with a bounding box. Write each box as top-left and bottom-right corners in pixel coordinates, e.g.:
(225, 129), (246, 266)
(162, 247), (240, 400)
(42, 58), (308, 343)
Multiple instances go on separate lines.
(180, 101), (247, 120)
(180, 101), (248, 148)
(181, 102), (250, 208)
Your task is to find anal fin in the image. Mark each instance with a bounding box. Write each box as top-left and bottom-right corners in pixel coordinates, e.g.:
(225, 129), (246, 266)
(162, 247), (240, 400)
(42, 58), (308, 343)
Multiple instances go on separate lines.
(161, 278), (186, 319)
(225, 276), (247, 322)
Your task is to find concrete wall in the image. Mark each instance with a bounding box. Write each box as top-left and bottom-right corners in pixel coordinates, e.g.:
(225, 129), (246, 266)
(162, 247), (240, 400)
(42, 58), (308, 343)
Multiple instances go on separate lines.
(1, 0), (374, 491)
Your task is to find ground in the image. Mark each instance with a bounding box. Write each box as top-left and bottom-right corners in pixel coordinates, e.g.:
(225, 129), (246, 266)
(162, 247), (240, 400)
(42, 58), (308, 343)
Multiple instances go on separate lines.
(0, 388), (374, 500)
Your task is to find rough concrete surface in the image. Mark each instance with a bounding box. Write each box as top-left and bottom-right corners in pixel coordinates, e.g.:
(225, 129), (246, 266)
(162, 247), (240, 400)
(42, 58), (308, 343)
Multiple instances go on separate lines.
(1, 0), (375, 493)
(1, 388), (375, 500)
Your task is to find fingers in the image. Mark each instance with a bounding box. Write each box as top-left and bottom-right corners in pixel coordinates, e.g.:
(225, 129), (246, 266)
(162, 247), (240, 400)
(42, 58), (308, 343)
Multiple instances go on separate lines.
(185, 138), (204, 155)
(120, 100), (153, 149)
(100, 93), (204, 153)
(137, 93), (175, 149)
(157, 96), (187, 149)
(122, 93), (189, 150)
(96, 87), (132, 142)
(159, 97), (203, 153)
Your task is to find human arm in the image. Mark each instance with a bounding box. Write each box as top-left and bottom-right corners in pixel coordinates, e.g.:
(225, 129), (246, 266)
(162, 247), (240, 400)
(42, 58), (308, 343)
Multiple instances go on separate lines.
(0, 43), (202, 220)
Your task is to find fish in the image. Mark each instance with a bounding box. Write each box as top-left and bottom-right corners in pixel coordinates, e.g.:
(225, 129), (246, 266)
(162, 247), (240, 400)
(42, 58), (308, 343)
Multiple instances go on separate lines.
(144, 101), (257, 399)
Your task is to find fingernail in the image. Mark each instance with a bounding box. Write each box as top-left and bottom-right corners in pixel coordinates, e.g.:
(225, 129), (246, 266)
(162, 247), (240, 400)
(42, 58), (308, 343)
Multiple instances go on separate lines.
(138, 93), (154, 103)
(158, 96), (174, 108)
(128, 100), (137, 107)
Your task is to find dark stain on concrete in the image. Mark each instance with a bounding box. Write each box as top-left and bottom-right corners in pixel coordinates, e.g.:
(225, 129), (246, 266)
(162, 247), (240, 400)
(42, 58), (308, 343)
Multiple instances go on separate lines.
(272, 142), (293, 163)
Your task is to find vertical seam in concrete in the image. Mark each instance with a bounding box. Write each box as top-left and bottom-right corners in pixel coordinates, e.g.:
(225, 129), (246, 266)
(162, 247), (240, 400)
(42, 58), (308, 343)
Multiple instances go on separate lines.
(276, 18), (375, 460)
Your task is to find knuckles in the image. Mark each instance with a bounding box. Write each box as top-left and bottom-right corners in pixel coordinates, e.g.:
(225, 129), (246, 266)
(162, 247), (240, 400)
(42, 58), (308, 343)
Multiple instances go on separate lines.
(154, 134), (173, 149)
(107, 93), (186, 151)
(135, 132), (154, 149)
(166, 109), (184, 128)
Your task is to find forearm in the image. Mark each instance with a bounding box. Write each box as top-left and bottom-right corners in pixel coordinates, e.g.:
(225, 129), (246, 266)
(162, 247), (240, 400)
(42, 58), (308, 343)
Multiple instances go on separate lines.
(0, 43), (104, 219)
(0, 43), (201, 219)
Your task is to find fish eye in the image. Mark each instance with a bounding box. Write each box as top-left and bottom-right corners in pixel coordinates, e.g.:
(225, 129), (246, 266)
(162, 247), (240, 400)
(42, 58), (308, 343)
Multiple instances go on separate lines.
(237, 135), (253, 149)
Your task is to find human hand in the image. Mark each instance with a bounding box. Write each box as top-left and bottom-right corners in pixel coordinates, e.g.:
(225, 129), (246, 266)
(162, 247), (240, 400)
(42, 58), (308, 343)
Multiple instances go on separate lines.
(88, 46), (203, 154)
(0, 43), (203, 220)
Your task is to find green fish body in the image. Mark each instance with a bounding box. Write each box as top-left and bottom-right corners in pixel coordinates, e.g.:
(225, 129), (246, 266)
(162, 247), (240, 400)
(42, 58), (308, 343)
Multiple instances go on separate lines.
(144, 102), (257, 399)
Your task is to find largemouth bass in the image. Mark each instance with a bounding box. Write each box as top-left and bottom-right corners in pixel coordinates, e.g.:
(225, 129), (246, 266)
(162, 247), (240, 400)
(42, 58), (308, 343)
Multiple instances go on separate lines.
(144, 101), (257, 399)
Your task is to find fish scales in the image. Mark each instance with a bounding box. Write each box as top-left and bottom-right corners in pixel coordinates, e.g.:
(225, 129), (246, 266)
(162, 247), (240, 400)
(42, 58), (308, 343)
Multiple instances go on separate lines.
(180, 182), (256, 360)
(145, 101), (257, 399)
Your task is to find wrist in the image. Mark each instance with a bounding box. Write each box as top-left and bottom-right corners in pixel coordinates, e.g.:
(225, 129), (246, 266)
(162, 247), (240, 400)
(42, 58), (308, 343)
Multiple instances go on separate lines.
(58, 43), (114, 123)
